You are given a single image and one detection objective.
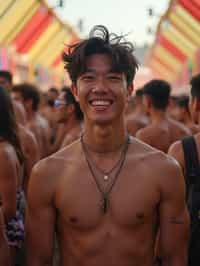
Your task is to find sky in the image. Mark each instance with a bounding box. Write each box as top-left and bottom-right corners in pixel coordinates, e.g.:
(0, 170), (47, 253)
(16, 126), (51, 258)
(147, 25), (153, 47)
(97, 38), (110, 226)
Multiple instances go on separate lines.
(48, 0), (170, 46)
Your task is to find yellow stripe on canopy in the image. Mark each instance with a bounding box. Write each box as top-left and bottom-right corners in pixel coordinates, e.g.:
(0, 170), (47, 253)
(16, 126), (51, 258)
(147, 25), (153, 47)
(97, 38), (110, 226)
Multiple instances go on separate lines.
(3, 1), (40, 45)
(0, 0), (14, 18)
(162, 25), (196, 58)
(175, 5), (200, 36)
(54, 62), (65, 75)
(150, 61), (174, 81)
(154, 45), (182, 70)
(169, 12), (200, 47)
(34, 29), (67, 66)
(27, 20), (61, 62)
(0, 0), (39, 44)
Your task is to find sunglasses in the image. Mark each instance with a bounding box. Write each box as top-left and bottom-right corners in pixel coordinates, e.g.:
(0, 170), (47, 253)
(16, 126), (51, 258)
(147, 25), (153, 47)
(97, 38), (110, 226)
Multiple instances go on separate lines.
(54, 100), (67, 107)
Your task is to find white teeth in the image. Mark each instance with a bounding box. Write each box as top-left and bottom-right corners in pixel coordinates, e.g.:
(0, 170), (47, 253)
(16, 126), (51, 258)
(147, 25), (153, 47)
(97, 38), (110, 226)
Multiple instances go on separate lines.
(91, 100), (111, 106)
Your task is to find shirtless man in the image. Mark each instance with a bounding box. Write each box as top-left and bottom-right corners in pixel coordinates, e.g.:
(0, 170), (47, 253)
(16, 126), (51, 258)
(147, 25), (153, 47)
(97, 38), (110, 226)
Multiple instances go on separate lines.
(13, 101), (39, 193)
(168, 73), (200, 266)
(169, 74), (200, 171)
(136, 79), (191, 152)
(11, 83), (51, 158)
(174, 95), (200, 134)
(40, 88), (59, 135)
(53, 87), (83, 149)
(126, 88), (149, 136)
(26, 25), (189, 266)
(0, 209), (11, 266)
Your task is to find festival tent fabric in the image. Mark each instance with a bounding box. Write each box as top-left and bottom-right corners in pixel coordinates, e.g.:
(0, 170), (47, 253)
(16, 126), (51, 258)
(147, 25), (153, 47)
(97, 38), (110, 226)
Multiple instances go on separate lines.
(0, 0), (79, 88)
(146, 0), (200, 91)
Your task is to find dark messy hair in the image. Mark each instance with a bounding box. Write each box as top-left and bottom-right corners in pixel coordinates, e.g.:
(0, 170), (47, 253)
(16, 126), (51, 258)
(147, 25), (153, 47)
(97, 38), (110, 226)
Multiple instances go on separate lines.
(63, 25), (139, 86)
(61, 86), (83, 121)
(12, 83), (40, 111)
(48, 87), (59, 96)
(190, 74), (200, 98)
(143, 79), (171, 110)
(0, 86), (24, 164)
(135, 88), (144, 97)
(0, 70), (12, 83)
(176, 95), (190, 113)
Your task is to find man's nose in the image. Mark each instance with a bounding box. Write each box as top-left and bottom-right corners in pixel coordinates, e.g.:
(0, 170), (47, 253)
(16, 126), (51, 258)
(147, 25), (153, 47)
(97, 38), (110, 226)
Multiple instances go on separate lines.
(92, 77), (107, 93)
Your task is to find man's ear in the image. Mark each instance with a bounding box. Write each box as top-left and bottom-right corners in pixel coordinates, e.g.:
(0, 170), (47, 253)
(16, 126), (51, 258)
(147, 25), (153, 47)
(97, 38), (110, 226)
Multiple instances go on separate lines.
(71, 84), (79, 102)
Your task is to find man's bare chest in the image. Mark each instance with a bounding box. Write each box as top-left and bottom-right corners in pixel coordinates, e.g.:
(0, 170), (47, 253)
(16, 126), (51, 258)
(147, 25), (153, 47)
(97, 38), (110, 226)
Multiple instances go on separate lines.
(54, 166), (160, 230)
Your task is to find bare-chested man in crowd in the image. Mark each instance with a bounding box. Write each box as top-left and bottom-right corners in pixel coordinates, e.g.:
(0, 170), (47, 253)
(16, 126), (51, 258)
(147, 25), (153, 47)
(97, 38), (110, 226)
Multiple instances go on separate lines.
(136, 79), (191, 152)
(0, 209), (11, 266)
(168, 73), (200, 266)
(126, 88), (149, 136)
(173, 95), (200, 134)
(40, 87), (59, 133)
(13, 102), (40, 193)
(53, 86), (83, 150)
(26, 25), (189, 266)
(11, 83), (51, 159)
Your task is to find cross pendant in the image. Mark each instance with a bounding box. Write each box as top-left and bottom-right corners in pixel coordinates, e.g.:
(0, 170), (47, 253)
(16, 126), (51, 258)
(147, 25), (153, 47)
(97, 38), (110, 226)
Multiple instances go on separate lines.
(102, 196), (108, 214)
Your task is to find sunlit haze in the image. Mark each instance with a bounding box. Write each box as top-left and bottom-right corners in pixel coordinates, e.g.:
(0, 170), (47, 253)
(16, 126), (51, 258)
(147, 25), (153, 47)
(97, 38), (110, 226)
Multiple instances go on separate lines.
(48, 0), (169, 46)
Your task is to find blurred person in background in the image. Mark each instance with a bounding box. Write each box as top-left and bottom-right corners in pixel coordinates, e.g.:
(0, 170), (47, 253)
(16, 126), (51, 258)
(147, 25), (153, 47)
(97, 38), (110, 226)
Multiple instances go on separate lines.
(0, 70), (13, 91)
(0, 86), (25, 264)
(12, 83), (51, 159)
(126, 88), (149, 136)
(0, 70), (27, 125)
(40, 87), (59, 135)
(52, 86), (83, 151)
(0, 71), (39, 194)
(0, 209), (11, 266)
(169, 73), (200, 266)
(174, 95), (200, 134)
(167, 95), (179, 119)
(136, 79), (191, 152)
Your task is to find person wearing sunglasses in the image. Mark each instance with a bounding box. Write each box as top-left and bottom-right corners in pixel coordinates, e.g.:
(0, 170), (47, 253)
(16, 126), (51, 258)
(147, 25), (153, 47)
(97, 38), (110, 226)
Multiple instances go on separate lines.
(53, 87), (83, 150)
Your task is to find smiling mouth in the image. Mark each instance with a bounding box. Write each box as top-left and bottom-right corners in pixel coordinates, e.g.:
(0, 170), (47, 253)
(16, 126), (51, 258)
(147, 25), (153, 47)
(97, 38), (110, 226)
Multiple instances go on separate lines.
(89, 100), (113, 107)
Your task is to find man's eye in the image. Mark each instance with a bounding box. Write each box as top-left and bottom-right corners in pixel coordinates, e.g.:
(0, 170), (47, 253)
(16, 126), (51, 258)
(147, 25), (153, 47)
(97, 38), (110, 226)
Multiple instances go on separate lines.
(82, 75), (94, 80)
(108, 76), (121, 80)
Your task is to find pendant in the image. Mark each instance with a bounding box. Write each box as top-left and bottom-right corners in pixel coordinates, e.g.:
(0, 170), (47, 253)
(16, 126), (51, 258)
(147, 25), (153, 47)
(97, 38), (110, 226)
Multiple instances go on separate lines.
(102, 196), (108, 214)
(104, 175), (108, 181)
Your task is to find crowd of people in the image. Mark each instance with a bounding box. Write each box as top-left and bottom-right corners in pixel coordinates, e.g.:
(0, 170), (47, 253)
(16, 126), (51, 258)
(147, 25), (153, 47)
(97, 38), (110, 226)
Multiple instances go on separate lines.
(0, 25), (200, 266)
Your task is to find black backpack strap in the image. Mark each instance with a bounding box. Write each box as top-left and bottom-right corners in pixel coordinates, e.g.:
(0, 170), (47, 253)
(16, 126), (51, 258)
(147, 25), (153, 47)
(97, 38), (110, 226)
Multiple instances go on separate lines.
(182, 136), (200, 186)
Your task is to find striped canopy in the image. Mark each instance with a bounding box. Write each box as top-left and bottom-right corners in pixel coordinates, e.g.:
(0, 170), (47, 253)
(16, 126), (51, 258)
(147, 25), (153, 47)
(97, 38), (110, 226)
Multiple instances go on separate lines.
(146, 0), (200, 89)
(0, 0), (79, 85)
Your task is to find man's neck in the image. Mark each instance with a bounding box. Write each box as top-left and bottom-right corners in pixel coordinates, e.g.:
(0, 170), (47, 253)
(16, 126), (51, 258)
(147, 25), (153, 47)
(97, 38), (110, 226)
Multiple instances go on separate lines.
(83, 120), (127, 154)
(149, 108), (167, 124)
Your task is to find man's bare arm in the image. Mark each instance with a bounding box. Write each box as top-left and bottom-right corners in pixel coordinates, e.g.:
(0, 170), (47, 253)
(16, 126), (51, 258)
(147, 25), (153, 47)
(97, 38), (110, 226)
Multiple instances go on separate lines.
(159, 156), (189, 266)
(168, 141), (185, 172)
(26, 160), (56, 266)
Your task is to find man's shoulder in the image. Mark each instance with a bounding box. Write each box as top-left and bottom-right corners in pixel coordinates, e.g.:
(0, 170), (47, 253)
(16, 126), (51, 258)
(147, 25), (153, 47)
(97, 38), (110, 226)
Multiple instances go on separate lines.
(34, 138), (81, 173)
(169, 118), (191, 135)
(130, 137), (180, 173)
(135, 123), (161, 143)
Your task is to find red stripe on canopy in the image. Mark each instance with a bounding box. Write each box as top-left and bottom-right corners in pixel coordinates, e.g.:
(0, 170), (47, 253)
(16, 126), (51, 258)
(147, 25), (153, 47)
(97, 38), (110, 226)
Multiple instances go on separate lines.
(52, 54), (62, 68)
(158, 35), (187, 63)
(179, 0), (200, 20)
(20, 14), (53, 53)
(14, 7), (51, 52)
